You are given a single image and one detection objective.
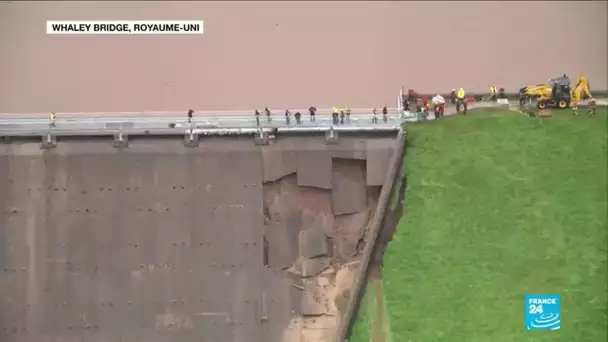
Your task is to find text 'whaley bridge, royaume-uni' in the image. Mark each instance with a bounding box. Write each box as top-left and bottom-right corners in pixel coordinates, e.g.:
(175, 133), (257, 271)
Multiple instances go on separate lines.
(51, 23), (202, 32)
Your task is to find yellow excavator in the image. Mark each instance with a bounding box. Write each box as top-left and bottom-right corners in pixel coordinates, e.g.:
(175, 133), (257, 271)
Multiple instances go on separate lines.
(519, 75), (593, 110)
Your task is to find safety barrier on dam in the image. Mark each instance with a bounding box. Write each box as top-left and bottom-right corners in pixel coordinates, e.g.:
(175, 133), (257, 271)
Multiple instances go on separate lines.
(0, 113), (406, 342)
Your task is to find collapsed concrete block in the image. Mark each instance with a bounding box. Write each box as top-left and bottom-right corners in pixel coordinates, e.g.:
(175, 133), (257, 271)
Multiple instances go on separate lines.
(299, 228), (328, 258)
(301, 257), (331, 278)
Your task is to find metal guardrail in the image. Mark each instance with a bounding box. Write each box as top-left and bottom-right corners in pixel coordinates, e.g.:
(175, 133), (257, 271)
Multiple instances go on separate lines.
(0, 113), (416, 138)
(0, 107), (400, 118)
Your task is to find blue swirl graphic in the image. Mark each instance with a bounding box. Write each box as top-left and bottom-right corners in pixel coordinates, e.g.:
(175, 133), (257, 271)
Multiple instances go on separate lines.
(528, 312), (561, 330)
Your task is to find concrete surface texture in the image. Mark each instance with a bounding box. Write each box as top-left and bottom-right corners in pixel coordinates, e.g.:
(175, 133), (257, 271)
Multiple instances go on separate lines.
(0, 133), (398, 342)
(0, 1), (606, 113)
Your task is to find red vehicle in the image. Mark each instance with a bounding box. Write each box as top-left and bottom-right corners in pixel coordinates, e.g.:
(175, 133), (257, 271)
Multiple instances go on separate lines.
(464, 96), (477, 104)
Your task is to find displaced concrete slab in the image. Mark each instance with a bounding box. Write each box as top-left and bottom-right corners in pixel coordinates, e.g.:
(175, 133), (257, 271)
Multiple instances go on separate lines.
(301, 257), (331, 277)
(297, 151), (332, 189)
(262, 147), (297, 182)
(331, 158), (367, 215)
(265, 211), (302, 270)
(366, 140), (394, 186)
(299, 228), (329, 258)
(332, 210), (370, 261)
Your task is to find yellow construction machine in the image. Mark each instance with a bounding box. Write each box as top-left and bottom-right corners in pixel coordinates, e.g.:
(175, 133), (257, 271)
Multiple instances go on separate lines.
(519, 75), (593, 110)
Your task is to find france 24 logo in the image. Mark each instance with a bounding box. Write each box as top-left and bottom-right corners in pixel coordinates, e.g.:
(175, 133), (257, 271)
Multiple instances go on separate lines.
(525, 294), (561, 331)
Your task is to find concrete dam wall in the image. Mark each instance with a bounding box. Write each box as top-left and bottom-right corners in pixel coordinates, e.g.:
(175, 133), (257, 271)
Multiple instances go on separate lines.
(0, 133), (402, 342)
(1, 1), (606, 113)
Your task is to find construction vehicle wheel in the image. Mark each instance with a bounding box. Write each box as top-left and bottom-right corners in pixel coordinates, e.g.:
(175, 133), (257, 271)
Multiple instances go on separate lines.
(558, 100), (568, 108)
(537, 102), (547, 109)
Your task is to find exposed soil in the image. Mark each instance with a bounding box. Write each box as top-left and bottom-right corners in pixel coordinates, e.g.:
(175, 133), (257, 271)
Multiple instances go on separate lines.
(261, 156), (391, 342)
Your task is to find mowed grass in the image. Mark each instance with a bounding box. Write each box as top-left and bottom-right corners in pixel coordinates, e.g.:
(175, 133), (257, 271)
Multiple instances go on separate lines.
(352, 107), (607, 342)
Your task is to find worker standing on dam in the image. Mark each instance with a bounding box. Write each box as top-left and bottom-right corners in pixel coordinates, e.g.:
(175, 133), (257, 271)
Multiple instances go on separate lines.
(402, 97), (409, 113)
(415, 97), (423, 113)
(284, 109), (291, 125)
(456, 88), (467, 114)
(498, 87), (506, 99)
(382, 105), (388, 122)
(332, 107), (340, 125)
(254, 109), (261, 126)
(294, 111), (302, 125)
(265, 106), (272, 122)
(345, 106), (351, 123)
(372, 108), (378, 123)
(49, 112), (56, 127)
(340, 108), (345, 124)
(309, 106), (317, 122)
(408, 88), (416, 104)
(489, 85), (498, 101)
(187, 109), (194, 123)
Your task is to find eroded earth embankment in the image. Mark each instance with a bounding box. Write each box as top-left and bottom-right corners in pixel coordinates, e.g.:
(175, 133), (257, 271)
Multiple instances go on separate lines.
(0, 133), (401, 342)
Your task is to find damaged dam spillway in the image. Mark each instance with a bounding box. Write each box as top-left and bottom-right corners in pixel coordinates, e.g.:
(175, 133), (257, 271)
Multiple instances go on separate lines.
(0, 132), (404, 342)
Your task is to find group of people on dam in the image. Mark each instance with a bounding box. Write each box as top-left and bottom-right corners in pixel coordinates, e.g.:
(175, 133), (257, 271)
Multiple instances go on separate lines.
(251, 105), (392, 126)
(42, 84), (507, 129)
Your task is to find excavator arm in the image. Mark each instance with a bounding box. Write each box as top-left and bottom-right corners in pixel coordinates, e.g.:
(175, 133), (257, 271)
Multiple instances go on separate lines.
(571, 76), (593, 108)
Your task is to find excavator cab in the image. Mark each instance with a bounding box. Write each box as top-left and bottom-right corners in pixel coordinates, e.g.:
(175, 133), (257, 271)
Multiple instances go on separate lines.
(547, 75), (571, 109)
(551, 84), (571, 108)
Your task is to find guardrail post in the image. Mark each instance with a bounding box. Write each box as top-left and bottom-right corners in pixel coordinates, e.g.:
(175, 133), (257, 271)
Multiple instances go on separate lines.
(184, 128), (200, 147)
(41, 132), (57, 149)
(253, 129), (269, 146)
(112, 130), (128, 148)
(324, 126), (339, 144)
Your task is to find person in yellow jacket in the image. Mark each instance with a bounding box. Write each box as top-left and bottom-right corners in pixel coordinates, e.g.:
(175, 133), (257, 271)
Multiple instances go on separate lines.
(49, 112), (56, 127)
(332, 107), (339, 125)
(457, 88), (466, 99)
(456, 88), (468, 115)
(489, 85), (497, 101)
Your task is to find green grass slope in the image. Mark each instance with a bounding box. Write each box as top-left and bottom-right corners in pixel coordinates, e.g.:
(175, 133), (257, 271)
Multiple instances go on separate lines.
(355, 108), (607, 342)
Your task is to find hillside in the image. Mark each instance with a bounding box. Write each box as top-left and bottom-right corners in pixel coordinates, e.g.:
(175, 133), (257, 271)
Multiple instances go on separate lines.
(352, 107), (608, 342)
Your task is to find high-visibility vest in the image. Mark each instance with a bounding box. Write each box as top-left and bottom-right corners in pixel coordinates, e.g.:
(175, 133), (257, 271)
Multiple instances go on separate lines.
(457, 89), (465, 99)
(490, 86), (497, 95)
(332, 107), (338, 114)
(50, 112), (56, 120)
